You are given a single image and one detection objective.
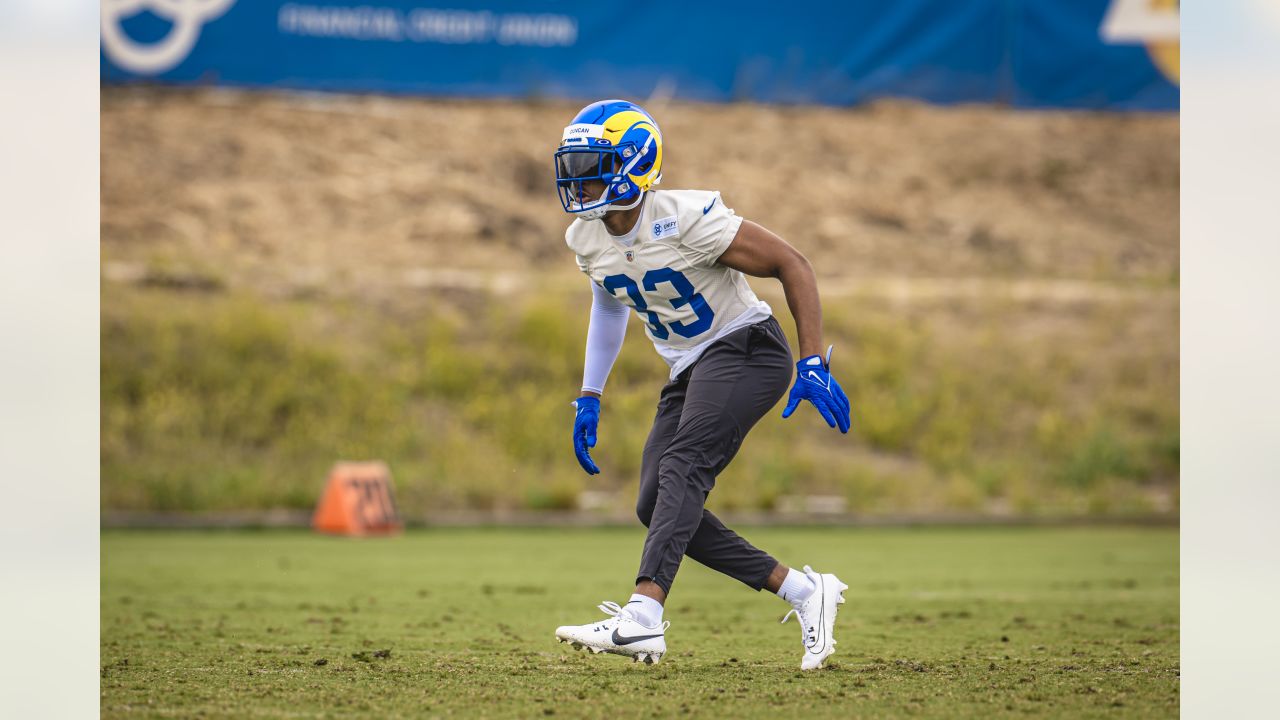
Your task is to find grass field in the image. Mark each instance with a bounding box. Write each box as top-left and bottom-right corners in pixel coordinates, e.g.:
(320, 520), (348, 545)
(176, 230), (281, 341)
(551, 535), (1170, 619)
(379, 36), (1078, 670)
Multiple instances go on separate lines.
(101, 527), (1178, 718)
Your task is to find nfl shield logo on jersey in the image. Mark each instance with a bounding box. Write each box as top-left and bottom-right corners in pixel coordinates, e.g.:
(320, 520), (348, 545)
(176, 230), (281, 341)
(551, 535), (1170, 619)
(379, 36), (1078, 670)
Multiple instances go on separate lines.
(625, 250), (634, 262)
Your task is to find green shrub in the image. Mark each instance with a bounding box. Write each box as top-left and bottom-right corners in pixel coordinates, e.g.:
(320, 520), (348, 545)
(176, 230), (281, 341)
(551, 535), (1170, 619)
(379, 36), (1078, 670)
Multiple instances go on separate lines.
(102, 282), (1178, 516)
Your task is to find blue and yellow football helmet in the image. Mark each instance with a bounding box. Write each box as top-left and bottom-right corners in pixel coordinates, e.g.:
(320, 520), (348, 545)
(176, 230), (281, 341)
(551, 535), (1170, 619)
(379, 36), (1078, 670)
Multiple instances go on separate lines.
(555, 100), (663, 220)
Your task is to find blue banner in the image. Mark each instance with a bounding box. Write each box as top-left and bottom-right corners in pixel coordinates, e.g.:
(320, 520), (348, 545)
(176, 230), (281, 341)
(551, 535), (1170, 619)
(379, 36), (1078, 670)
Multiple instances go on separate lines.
(1013, 0), (1179, 109)
(100, 1), (1178, 110)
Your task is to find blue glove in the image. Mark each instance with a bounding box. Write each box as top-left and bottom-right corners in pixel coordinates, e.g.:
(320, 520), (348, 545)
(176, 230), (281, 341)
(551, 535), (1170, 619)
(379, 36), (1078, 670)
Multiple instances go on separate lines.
(572, 396), (601, 475)
(781, 345), (852, 434)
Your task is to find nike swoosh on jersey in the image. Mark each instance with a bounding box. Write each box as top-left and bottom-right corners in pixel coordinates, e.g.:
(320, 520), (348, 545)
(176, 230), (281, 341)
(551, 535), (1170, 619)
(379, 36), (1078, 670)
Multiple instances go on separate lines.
(703, 197), (717, 214)
(611, 628), (664, 645)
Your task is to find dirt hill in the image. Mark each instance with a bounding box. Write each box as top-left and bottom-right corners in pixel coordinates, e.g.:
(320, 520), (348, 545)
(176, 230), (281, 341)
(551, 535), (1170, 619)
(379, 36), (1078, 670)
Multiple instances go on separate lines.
(102, 89), (1177, 298)
(101, 89), (1178, 517)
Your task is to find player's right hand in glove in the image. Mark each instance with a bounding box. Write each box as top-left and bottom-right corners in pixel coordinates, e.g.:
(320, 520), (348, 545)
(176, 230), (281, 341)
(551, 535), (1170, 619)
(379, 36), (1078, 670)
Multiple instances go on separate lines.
(782, 345), (852, 434)
(572, 396), (601, 475)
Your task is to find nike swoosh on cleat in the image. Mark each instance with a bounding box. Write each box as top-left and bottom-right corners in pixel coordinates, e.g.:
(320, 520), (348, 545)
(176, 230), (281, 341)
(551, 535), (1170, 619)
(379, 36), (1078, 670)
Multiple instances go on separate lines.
(806, 575), (827, 653)
(611, 628), (664, 645)
(703, 197), (717, 214)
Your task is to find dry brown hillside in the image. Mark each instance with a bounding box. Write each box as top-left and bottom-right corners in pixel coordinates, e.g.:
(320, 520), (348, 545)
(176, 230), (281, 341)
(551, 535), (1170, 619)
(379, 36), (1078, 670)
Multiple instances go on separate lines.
(102, 89), (1178, 299)
(101, 88), (1178, 517)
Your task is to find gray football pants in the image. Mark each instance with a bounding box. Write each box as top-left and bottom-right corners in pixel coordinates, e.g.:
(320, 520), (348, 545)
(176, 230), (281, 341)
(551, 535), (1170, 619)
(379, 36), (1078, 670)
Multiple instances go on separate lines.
(635, 316), (794, 594)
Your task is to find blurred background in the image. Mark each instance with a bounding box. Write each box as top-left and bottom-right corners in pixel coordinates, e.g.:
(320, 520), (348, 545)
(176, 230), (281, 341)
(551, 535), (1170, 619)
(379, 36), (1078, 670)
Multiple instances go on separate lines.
(100, 0), (1179, 523)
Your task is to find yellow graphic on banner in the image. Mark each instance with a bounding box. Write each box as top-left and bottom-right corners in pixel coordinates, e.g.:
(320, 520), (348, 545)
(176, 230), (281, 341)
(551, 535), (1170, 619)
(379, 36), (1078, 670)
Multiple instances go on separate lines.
(1101, 0), (1179, 84)
(1146, 0), (1179, 83)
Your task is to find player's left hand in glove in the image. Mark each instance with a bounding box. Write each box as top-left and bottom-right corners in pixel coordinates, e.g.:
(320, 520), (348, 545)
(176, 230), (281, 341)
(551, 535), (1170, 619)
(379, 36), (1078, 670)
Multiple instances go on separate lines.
(782, 345), (852, 434)
(572, 396), (601, 475)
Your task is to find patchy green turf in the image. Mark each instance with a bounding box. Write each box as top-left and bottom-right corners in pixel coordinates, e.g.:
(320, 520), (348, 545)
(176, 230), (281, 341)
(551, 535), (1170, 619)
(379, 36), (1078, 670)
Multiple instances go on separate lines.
(101, 527), (1178, 718)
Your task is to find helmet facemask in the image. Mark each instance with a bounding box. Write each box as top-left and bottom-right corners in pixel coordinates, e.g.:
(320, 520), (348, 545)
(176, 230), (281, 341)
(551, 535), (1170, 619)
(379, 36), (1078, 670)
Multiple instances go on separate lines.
(555, 146), (642, 220)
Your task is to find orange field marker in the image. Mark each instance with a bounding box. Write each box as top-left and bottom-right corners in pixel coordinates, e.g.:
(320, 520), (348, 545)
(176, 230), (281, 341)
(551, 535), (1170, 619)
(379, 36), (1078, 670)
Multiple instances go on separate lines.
(311, 461), (403, 536)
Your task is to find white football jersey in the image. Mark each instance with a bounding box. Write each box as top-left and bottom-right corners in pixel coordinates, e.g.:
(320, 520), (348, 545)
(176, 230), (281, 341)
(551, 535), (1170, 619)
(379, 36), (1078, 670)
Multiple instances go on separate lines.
(566, 189), (773, 379)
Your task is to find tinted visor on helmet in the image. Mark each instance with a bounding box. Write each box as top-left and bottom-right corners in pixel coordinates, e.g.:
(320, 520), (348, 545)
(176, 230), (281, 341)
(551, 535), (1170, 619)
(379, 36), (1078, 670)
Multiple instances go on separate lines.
(555, 148), (620, 212)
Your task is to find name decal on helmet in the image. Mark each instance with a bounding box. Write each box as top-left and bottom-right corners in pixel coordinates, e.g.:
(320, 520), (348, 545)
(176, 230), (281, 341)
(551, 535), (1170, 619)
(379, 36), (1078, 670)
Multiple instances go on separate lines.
(561, 123), (604, 144)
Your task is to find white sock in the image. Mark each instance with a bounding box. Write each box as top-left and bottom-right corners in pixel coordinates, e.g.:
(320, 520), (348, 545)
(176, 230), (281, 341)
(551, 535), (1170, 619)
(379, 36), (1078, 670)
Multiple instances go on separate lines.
(625, 594), (663, 627)
(776, 568), (817, 606)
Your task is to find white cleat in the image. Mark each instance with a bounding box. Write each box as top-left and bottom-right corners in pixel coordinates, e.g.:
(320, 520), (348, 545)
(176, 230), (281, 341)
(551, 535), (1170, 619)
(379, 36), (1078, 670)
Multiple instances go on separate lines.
(554, 601), (668, 664)
(782, 565), (848, 670)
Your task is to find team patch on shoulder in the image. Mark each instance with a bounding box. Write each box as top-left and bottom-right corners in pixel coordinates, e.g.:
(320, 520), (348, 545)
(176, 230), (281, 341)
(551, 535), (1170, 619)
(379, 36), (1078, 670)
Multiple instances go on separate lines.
(650, 215), (679, 241)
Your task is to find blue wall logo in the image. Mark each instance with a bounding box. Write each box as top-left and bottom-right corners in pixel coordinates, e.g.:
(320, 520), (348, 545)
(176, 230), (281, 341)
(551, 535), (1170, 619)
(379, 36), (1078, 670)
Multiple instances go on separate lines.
(102, 0), (237, 75)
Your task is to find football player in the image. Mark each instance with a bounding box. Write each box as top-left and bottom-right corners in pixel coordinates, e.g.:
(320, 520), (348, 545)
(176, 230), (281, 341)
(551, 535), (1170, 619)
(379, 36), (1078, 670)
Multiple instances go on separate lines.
(551, 100), (851, 669)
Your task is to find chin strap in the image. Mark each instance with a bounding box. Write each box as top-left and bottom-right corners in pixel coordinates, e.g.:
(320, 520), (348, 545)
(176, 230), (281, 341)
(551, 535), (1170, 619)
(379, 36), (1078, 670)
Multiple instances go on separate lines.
(577, 188), (645, 222)
(607, 192), (644, 213)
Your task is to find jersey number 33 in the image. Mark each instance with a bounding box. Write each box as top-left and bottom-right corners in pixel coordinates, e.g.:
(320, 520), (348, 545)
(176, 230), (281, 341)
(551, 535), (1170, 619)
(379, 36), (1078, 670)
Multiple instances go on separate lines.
(603, 268), (715, 340)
